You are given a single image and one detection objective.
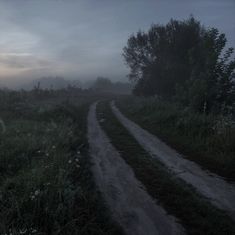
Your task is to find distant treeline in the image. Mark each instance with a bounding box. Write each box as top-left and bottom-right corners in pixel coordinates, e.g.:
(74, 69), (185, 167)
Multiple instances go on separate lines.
(19, 76), (132, 95)
(91, 77), (132, 94)
(123, 16), (235, 115)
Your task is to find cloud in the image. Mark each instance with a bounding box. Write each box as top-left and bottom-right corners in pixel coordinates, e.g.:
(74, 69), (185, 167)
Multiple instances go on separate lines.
(0, 0), (234, 86)
(0, 53), (51, 69)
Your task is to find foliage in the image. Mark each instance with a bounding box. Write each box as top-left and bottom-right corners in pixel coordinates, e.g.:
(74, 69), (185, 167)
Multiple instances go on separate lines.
(0, 90), (123, 235)
(117, 96), (235, 180)
(123, 17), (235, 114)
(91, 77), (132, 94)
(98, 100), (235, 235)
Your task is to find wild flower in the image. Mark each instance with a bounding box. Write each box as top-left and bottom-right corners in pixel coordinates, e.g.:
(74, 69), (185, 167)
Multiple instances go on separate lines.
(99, 118), (105, 123)
(34, 190), (40, 196)
(30, 189), (40, 200)
(68, 160), (72, 164)
(52, 145), (56, 149)
(76, 164), (80, 168)
(19, 228), (27, 234)
(75, 158), (79, 162)
(45, 153), (49, 157)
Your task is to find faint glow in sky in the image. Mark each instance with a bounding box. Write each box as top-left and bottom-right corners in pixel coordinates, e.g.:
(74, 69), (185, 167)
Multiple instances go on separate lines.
(0, 0), (234, 86)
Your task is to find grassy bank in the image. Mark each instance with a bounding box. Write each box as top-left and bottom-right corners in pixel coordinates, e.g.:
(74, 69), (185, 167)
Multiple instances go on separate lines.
(0, 92), (122, 235)
(97, 100), (235, 235)
(116, 96), (235, 181)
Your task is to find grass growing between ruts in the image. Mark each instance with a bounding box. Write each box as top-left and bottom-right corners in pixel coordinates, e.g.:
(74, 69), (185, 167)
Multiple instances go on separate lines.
(97, 100), (235, 235)
(0, 92), (123, 235)
(116, 96), (235, 181)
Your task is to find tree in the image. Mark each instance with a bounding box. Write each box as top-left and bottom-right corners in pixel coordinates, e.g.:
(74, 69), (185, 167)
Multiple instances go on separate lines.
(92, 77), (112, 91)
(123, 17), (235, 113)
(178, 28), (235, 113)
(123, 17), (202, 97)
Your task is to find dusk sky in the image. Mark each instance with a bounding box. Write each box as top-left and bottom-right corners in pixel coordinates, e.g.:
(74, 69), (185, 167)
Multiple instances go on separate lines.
(0, 0), (234, 87)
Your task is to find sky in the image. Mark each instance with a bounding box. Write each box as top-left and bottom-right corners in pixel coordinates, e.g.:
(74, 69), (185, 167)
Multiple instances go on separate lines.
(0, 0), (234, 87)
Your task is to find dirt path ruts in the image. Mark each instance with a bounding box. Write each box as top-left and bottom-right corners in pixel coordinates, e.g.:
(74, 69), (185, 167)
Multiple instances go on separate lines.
(87, 102), (184, 235)
(111, 101), (235, 219)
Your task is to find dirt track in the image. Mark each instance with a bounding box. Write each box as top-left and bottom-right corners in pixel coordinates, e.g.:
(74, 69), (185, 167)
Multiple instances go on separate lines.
(87, 102), (184, 235)
(111, 101), (235, 219)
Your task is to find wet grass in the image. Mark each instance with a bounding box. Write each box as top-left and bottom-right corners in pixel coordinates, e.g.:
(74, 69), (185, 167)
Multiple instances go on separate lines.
(116, 96), (235, 181)
(0, 92), (123, 235)
(97, 100), (235, 235)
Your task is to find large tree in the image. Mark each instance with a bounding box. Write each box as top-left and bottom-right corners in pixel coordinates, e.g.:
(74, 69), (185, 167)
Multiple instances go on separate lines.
(123, 17), (235, 113)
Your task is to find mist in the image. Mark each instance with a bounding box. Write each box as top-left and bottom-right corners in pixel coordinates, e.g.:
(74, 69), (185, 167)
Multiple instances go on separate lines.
(0, 0), (234, 88)
(1, 1), (235, 234)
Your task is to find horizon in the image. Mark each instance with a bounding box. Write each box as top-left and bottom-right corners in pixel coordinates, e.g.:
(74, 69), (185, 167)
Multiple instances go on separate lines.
(0, 0), (235, 88)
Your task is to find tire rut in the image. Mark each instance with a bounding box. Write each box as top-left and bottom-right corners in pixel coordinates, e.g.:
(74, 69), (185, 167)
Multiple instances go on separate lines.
(87, 102), (184, 235)
(111, 101), (235, 219)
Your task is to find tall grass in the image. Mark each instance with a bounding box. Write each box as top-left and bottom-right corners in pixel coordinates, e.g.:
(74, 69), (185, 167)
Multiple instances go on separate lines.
(98, 101), (235, 234)
(117, 96), (235, 180)
(0, 90), (122, 235)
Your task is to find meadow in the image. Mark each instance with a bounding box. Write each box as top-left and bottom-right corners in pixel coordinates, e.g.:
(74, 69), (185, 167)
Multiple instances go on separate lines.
(0, 89), (122, 235)
(116, 96), (235, 181)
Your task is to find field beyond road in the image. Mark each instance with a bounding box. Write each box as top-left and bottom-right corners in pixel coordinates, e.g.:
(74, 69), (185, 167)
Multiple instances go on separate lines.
(1, 90), (235, 234)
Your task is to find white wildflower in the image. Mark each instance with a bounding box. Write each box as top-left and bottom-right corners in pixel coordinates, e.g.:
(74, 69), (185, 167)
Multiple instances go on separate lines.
(68, 160), (72, 164)
(19, 228), (27, 234)
(99, 118), (105, 123)
(34, 190), (40, 196)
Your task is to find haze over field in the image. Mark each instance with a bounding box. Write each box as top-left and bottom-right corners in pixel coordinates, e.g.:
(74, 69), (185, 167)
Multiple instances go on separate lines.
(1, 1), (235, 234)
(0, 0), (234, 88)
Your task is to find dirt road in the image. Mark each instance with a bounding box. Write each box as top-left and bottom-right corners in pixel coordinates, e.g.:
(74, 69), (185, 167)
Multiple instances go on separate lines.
(87, 102), (184, 235)
(111, 101), (235, 219)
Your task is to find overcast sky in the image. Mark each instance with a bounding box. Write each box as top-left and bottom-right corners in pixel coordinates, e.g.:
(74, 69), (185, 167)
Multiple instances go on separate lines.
(0, 0), (234, 86)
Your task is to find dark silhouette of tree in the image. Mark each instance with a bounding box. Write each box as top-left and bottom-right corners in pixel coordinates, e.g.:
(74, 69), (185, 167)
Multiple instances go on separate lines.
(92, 77), (112, 90)
(123, 16), (235, 114)
(91, 77), (132, 94)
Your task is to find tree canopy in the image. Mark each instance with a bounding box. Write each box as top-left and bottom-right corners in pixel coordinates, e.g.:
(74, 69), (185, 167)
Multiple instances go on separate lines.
(123, 17), (235, 114)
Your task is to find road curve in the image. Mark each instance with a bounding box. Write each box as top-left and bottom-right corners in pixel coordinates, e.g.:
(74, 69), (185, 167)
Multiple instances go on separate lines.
(87, 102), (184, 235)
(111, 101), (235, 219)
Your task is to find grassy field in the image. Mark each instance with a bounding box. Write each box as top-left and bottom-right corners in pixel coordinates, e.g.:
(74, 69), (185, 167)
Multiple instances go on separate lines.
(0, 90), (122, 235)
(97, 100), (235, 235)
(1, 89), (234, 234)
(116, 96), (235, 181)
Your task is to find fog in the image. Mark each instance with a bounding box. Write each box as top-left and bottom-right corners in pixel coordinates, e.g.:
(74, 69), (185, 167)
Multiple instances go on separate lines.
(0, 0), (234, 88)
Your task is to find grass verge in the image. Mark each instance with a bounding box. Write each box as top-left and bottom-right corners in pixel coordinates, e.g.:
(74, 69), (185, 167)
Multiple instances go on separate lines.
(0, 93), (123, 235)
(116, 96), (235, 181)
(97, 100), (235, 235)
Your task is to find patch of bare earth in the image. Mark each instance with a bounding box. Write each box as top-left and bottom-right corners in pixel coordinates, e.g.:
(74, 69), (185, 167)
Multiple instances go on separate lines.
(87, 102), (184, 235)
(111, 101), (235, 220)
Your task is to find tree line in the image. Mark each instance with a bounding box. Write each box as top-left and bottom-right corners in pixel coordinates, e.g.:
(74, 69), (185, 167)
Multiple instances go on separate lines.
(123, 16), (235, 114)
